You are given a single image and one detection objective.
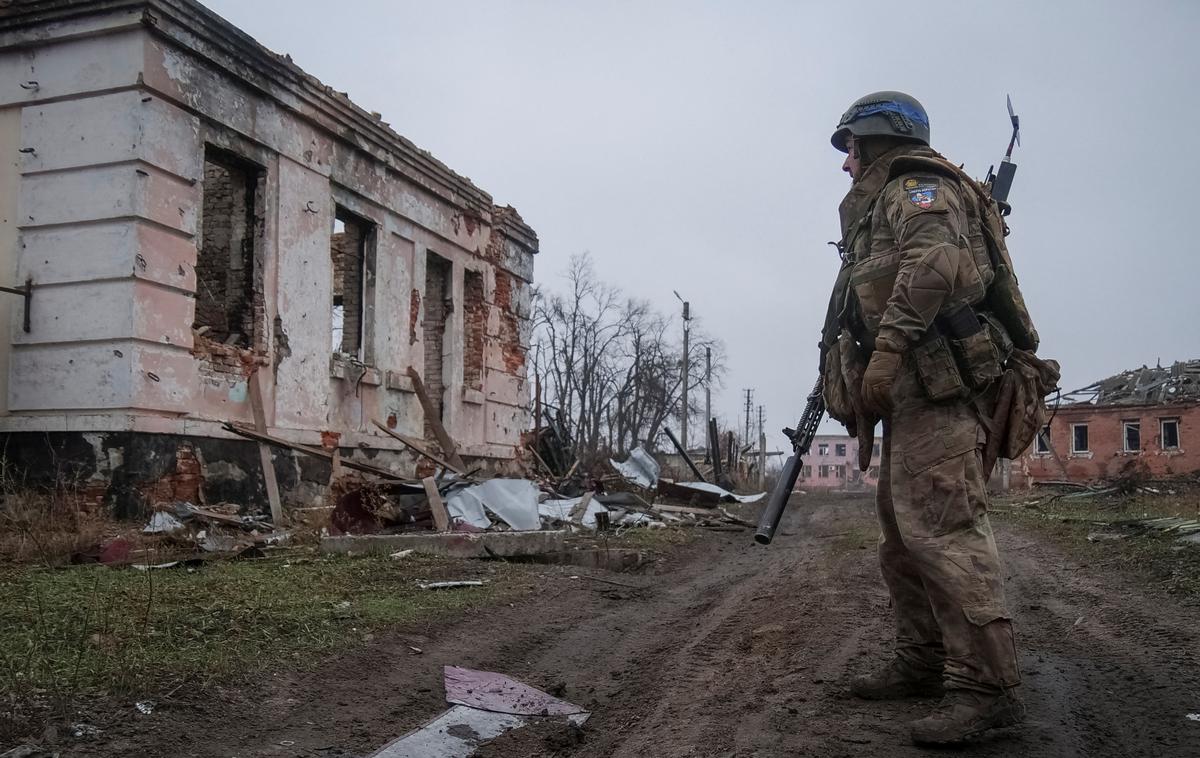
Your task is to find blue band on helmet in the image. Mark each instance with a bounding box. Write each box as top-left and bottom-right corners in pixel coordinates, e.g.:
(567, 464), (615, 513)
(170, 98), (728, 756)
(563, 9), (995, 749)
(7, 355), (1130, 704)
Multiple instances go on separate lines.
(844, 101), (929, 128)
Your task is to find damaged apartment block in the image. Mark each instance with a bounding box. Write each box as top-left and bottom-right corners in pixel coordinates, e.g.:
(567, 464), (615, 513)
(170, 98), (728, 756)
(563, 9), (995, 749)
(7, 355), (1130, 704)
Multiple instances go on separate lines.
(0, 0), (537, 517)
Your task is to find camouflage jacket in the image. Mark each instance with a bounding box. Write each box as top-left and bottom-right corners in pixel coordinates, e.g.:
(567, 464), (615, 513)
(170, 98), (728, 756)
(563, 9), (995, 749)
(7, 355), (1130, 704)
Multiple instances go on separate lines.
(835, 145), (994, 354)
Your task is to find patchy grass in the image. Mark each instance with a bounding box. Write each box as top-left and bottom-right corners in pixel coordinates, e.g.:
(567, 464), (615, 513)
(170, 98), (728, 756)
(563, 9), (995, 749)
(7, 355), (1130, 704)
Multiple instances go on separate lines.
(828, 524), (878, 553)
(0, 550), (535, 735)
(994, 488), (1200, 598)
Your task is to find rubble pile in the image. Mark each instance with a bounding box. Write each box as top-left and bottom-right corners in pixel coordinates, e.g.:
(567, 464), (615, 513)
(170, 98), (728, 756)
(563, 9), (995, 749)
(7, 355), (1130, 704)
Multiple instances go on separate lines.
(78, 418), (768, 568)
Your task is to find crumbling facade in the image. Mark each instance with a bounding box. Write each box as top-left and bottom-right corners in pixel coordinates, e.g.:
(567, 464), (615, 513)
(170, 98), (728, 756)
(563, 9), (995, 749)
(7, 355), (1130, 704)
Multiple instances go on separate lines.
(1016, 360), (1200, 486)
(0, 0), (537, 515)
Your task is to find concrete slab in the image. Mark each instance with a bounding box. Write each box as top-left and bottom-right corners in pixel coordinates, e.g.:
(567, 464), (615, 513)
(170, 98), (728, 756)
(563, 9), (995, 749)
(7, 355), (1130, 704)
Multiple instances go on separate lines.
(319, 529), (567, 558)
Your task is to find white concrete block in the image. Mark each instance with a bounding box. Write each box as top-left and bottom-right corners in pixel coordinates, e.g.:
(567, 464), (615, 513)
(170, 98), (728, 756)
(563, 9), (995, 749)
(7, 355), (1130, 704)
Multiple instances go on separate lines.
(10, 342), (133, 411)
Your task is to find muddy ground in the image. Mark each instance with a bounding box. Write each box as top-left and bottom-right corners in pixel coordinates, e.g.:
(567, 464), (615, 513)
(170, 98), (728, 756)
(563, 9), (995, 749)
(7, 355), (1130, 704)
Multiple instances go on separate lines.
(67, 493), (1200, 757)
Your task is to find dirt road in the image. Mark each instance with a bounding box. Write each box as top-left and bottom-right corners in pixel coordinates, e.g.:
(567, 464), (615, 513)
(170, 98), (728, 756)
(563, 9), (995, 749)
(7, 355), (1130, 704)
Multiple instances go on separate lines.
(91, 494), (1200, 757)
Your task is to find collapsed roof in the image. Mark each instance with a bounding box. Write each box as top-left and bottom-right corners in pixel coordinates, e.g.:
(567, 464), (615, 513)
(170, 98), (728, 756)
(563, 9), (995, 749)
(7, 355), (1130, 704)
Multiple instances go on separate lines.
(1062, 359), (1200, 407)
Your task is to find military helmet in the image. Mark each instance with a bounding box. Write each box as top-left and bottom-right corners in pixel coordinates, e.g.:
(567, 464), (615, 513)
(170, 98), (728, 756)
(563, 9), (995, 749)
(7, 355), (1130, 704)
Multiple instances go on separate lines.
(831, 91), (930, 152)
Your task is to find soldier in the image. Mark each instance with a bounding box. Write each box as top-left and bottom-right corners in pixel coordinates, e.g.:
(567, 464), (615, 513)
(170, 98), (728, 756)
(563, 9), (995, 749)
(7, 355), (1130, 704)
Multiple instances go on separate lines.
(823, 91), (1025, 745)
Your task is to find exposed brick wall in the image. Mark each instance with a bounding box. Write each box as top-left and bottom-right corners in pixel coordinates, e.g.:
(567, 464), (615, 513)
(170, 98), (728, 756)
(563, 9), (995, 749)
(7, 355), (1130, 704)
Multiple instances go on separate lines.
(192, 332), (258, 379)
(492, 270), (525, 372)
(463, 270), (485, 391)
(138, 445), (203, 506)
(423, 252), (451, 440)
(331, 213), (365, 357)
(1019, 403), (1200, 485)
(409, 289), (421, 345)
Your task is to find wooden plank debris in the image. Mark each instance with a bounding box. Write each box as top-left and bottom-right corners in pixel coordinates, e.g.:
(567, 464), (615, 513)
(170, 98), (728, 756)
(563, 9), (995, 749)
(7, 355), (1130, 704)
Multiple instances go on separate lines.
(422, 476), (451, 532)
(569, 491), (594, 523)
(374, 419), (469, 476)
(224, 422), (422, 489)
(248, 371), (284, 525)
(653, 503), (718, 516)
(406, 366), (468, 472)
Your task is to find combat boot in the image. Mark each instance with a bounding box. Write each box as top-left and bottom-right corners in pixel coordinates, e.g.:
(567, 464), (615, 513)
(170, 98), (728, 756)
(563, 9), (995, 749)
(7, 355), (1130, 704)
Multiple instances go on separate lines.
(909, 688), (1025, 745)
(849, 658), (944, 700)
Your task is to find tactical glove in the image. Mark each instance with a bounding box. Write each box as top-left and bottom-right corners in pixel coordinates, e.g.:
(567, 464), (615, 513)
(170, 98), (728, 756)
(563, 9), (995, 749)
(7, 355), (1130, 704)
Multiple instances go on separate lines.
(862, 349), (903, 417)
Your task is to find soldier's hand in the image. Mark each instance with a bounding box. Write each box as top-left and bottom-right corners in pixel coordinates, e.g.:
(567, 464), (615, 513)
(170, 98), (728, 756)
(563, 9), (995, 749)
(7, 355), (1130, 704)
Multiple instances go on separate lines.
(862, 349), (902, 417)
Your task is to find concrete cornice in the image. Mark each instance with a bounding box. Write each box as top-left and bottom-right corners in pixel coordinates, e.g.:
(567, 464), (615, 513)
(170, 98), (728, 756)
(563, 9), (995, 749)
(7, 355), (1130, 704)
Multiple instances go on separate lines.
(0, 0), (539, 249)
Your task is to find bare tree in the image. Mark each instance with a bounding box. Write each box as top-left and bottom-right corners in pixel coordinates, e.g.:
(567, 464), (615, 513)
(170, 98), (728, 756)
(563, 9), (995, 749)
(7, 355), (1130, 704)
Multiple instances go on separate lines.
(531, 253), (726, 467)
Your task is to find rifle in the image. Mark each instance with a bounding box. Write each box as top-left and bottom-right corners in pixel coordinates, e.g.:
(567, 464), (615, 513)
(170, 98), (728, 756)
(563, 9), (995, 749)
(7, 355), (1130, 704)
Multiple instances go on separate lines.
(753, 378), (825, 545)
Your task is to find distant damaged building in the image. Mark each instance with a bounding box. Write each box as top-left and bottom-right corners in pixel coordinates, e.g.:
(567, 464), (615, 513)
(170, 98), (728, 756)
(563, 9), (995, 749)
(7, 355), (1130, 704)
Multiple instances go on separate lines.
(0, 0), (537, 514)
(1017, 360), (1200, 486)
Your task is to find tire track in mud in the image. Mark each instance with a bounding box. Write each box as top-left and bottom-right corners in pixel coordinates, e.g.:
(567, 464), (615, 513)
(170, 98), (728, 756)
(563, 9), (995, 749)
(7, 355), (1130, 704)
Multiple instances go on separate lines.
(549, 497), (1200, 757)
(78, 494), (1200, 757)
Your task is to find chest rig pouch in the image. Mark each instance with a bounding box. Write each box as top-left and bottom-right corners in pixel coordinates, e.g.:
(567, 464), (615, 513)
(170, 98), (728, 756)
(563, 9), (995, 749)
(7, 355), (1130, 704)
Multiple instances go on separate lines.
(844, 157), (1010, 402)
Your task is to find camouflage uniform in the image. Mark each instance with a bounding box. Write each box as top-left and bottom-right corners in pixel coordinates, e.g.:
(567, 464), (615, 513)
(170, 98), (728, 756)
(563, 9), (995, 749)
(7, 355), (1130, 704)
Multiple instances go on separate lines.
(830, 142), (1021, 695)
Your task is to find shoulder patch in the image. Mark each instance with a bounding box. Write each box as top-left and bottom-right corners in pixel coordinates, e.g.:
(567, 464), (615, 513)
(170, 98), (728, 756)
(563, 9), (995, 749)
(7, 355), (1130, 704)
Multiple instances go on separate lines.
(904, 176), (939, 209)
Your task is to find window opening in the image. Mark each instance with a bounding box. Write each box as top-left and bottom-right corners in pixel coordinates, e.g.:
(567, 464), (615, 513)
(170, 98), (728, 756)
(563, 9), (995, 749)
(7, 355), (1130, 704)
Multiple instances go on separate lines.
(817, 443), (828, 456)
(331, 208), (370, 359)
(1122, 420), (1140, 453)
(1161, 418), (1180, 450)
(1035, 426), (1051, 454)
(1071, 424), (1089, 454)
(423, 252), (453, 440)
(463, 270), (485, 391)
(835, 443), (847, 457)
(195, 147), (262, 349)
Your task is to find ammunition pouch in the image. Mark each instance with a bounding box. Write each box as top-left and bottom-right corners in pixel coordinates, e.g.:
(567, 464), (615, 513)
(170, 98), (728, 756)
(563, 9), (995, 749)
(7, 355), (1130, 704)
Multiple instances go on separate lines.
(939, 304), (1008, 391)
(952, 330), (1001, 389)
(912, 332), (968, 402)
(912, 305), (1010, 402)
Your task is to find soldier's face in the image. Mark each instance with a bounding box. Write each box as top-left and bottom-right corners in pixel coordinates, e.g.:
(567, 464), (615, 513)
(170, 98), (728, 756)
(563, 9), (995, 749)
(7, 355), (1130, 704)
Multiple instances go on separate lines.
(843, 136), (862, 181)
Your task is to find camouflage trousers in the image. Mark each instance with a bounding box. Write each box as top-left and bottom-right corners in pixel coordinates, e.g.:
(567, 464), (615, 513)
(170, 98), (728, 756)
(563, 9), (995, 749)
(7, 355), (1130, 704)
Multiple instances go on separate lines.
(875, 362), (1021, 693)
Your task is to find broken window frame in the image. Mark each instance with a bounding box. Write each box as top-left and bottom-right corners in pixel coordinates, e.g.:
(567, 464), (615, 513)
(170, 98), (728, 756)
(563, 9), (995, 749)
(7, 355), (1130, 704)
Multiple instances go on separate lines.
(329, 205), (376, 364)
(1122, 420), (1141, 453)
(1071, 423), (1089, 454)
(817, 443), (829, 456)
(1161, 418), (1181, 451)
(834, 443), (847, 457)
(1035, 425), (1051, 455)
(194, 145), (266, 353)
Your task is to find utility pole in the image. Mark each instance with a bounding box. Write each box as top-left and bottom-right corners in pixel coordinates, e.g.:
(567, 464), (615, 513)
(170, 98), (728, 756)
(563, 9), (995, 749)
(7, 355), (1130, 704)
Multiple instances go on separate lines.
(674, 294), (691, 455)
(758, 405), (766, 489)
(743, 389), (754, 445)
(704, 346), (712, 462)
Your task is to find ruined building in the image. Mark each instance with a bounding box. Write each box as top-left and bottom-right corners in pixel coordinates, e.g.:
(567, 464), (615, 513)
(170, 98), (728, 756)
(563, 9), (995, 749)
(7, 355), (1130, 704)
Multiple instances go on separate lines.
(0, 0), (537, 514)
(1016, 359), (1200, 486)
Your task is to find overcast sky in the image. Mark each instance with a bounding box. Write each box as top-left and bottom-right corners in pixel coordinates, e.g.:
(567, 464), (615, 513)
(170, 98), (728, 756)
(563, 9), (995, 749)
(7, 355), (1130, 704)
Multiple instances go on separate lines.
(205, 0), (1200, 450)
